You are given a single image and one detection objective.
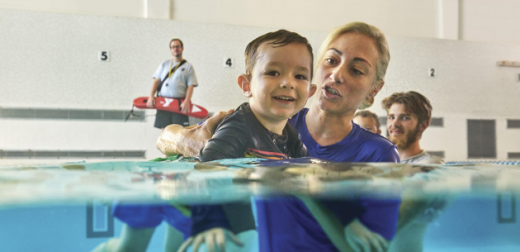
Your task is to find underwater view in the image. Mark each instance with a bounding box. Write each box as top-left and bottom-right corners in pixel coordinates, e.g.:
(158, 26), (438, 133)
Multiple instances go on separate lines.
(1, 158), (519, 252)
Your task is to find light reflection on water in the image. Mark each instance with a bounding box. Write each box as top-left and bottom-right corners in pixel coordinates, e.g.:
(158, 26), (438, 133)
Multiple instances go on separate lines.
(0, 158), (519, 251)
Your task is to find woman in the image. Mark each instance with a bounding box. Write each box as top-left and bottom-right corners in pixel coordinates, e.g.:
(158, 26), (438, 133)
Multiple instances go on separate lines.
(158, 22), (399, 252)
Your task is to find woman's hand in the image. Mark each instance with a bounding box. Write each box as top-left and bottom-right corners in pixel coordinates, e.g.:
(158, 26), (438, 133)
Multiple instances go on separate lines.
(157, 109), (234, 157)
(177, 227), (243, 252)
(345, 219), (388, 252)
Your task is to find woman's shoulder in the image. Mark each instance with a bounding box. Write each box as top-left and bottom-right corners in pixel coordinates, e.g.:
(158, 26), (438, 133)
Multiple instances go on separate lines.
(288, 108), (309, 127)
(351, 124), (399, 160)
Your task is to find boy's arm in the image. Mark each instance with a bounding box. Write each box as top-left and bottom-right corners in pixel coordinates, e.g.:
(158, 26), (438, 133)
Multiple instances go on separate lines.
(156, 110), (233, 157)
(188, 116), (250, 249)
(198, 118), (249, 161)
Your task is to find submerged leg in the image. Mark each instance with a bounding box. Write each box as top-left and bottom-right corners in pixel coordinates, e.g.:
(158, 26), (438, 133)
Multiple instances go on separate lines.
(91, 225), (155, 252)
(164, 224), (185, 252)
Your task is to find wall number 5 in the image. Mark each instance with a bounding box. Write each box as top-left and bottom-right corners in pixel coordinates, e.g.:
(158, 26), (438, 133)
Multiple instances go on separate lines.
(99, 51), (110, 62)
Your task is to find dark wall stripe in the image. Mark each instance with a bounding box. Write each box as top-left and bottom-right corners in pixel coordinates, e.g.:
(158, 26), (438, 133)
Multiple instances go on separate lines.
(467, 119), (497, 159)
(508, 152), (520, 159)
(377, 116), (443, 127)
(430, 118), (443, 127)
(0, 150), (146, 159)
(378, 116), (387, 126)
(427, 151), (445, 158)
(0, 108), (145, 121)
(507, 119), (520, 129)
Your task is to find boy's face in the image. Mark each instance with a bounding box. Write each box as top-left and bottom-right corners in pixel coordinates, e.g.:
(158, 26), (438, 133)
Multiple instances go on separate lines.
(239, 42), (316, 123)
(353, 116), (380, 134)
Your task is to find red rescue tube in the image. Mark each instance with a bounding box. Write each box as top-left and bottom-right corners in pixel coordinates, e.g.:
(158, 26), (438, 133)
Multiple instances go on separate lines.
(133, 97), (209, 119)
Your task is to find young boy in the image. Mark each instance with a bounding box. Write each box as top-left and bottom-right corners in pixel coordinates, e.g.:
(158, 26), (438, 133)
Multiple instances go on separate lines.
(183, 30), (317, 252)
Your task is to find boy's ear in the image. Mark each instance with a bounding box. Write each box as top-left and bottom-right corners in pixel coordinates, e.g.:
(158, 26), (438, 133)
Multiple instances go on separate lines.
(308, 84), (317, 98)
(238, 74), (252, 97)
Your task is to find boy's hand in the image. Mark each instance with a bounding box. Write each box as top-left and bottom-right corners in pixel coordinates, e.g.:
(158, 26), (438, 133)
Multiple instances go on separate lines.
(157, 109), (234, 157)
(177, 227), (243, 252)
(344, 219), (388, 252)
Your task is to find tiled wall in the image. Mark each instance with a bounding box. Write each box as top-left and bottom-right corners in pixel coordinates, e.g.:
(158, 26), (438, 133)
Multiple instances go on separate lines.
(1, 8), (520, 162)
(172, 0), (440, 39)
(3, 0), (520, 45)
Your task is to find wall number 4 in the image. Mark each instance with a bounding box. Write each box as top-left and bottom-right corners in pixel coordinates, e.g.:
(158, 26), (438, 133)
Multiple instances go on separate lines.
(99, 51), (110, 62)
(224, 58), (233, 67)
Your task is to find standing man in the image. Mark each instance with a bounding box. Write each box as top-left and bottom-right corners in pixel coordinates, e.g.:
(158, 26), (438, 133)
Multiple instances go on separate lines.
(148, 38), (198, 129)
(382, 91), (446, 252)
(353, 110), (382, 134)
(382, 91), (443, 164)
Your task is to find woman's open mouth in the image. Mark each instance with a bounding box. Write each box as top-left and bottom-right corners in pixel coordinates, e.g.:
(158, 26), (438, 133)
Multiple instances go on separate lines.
(323, 85), (341, 97)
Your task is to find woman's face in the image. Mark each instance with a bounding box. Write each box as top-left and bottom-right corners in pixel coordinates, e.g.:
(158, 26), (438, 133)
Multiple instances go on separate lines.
(314, 33), (381, 115)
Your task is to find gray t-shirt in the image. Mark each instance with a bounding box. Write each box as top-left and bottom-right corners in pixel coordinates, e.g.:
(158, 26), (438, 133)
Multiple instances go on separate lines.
(401, 150), (444, 164)
(153, 59), (198, 98)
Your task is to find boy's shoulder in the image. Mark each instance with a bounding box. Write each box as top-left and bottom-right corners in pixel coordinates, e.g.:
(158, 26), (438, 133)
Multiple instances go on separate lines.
(213, 103), (257, 133)
(220, 102), (252, 121)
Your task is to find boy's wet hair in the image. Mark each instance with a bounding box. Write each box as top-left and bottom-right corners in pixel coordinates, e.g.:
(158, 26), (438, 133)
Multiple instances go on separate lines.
(382, 91), (433, 125)
(244, 29), (314, 79)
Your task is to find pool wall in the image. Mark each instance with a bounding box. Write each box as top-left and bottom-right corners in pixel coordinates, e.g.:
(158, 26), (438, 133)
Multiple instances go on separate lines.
(1, 8), (520, 163)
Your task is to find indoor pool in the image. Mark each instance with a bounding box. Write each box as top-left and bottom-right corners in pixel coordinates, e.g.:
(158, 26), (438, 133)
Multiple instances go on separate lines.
(0, 158), (519, 252)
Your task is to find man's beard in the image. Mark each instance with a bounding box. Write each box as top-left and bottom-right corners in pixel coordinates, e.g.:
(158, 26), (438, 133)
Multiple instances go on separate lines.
(389, 124), (421, 151)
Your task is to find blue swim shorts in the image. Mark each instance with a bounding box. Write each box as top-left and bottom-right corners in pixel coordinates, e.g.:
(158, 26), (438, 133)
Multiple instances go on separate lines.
(112, 202), (191, 239)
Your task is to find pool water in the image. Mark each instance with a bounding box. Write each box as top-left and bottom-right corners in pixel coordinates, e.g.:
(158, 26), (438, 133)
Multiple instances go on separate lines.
(0, 158), (519, 252)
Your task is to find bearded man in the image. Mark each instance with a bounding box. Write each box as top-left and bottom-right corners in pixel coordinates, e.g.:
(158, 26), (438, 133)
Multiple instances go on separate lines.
(382, 91), (443, 164)
(382, 91), (447, 252)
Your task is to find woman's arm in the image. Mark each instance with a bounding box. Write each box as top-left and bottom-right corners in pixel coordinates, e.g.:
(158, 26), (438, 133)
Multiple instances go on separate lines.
(156, 110), (233, 157)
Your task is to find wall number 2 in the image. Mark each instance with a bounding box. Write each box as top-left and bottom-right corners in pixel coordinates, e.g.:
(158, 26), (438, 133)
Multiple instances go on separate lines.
(429, 68), (435, 77)
(99, 51), (110, 62)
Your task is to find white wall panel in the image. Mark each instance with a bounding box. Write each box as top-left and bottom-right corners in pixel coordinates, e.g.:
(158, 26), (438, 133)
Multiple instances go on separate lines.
(461, 0), (520, 44)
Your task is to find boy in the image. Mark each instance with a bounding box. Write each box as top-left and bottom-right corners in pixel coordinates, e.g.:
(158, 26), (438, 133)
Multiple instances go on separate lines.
(181, 29), (317, 252)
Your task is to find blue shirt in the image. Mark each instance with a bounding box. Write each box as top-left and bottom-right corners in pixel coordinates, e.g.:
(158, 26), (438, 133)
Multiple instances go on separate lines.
(256, 108), (400, 252)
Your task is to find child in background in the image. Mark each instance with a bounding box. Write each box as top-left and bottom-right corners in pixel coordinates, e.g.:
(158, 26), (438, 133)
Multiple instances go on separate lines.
(179, 29), (316, 252)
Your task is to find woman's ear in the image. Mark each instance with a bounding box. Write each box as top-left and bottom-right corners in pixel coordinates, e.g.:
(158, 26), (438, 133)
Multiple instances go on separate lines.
(358, 79), (385, 109)
(238, 74), (252, 97)
(370, 79), (385, 98)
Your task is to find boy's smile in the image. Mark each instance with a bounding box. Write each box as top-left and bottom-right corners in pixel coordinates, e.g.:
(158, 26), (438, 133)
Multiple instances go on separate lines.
(240, 42), (316, 133)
